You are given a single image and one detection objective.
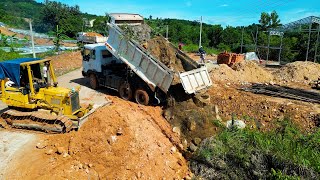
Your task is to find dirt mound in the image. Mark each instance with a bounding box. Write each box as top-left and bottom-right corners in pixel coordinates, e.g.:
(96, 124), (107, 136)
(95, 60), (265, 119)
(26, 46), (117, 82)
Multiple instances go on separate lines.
(274, 61), (320, 83)
(147, 36), (185, 72)
(84, 32), (103, 37)
(6, 96), (190, 179)
(211, 61), (274, 83)
(45, 51), (82, 76)
(0, 27), (21, 37)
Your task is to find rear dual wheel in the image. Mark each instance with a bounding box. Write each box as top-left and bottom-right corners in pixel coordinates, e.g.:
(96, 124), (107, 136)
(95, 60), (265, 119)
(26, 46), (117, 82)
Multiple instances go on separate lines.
(119, 83), (150, 105)
(134, 89), (149, 105)
(89, 74), (99, 90)
(119, 82), (133, 100)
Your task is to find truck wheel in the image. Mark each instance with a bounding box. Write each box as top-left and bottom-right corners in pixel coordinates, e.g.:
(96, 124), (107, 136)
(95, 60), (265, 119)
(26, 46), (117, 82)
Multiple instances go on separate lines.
(89, 74), (98, 89)
(81, 71), (86, 77)
(135, 89), (149, 105)
(119, 82), (132, 100)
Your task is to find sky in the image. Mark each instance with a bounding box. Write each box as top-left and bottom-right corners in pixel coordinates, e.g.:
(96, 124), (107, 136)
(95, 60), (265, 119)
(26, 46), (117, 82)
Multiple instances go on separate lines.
(36, 0), (320, 27)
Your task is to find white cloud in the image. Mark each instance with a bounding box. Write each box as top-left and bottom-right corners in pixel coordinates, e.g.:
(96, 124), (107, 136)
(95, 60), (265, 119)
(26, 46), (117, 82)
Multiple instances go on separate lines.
(280, 8), (320, 24)
(220, 4), (229, 7)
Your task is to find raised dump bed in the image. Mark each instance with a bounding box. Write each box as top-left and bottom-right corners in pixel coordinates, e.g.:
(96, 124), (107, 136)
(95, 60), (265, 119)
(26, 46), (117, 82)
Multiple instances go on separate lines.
(105, 14), (212, 94)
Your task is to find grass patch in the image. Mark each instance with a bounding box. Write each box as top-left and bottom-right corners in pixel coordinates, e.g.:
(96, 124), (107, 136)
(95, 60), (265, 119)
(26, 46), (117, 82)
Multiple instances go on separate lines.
(192, 118), (320, 179)
(0, 49), (30, 61)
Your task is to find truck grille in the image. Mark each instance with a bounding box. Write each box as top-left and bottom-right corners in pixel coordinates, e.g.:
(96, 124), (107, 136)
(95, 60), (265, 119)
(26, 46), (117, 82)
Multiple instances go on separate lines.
(71, 92), (80, 113)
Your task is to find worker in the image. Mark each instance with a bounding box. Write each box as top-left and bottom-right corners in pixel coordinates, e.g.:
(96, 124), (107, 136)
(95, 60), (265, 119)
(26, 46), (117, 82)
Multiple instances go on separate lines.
(178, 43), (183, 50)
(198, 46), (206, 63)
(5, 78), (15, 87)
(142, 41), (148, 49)
(43, 62), (49, 83)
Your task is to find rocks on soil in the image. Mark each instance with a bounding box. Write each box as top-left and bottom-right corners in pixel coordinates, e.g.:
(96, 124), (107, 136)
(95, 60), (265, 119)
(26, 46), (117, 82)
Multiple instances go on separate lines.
(226, 120), (246, 129)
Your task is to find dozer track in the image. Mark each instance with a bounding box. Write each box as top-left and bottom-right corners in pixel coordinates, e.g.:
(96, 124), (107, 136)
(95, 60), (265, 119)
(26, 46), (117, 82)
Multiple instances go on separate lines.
(1, 109), (74, 133)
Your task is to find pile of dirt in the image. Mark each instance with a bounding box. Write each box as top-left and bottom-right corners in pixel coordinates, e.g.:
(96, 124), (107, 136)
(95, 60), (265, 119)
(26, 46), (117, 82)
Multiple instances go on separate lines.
(6, 96), (190, 179)
(210, 61), (274, 83)
(84, 32), (103, 37)
(163, 81), (319, 153)
(46, 51), (82, 76)
(273, 61), (320, 83)
(207, 83), (318, 131)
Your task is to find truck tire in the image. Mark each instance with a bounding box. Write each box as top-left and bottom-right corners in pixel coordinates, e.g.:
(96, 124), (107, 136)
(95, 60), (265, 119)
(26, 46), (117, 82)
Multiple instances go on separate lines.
(119, 82), (132, 100)
(81, 71), (86, 77)
(134, 89), (149, 105)
(89, 74), (99, 89)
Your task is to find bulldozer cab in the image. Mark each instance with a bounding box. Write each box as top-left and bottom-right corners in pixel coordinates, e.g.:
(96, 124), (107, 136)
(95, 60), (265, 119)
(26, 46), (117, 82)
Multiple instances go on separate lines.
(0, 58), (58, 97)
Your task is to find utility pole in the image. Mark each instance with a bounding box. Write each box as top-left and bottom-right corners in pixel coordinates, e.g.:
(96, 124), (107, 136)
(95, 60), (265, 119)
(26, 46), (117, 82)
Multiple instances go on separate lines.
(166, 25), (169, 40)
(306, 22), (312, 61)
(199, 16), (202, 48)
(240, 27), (244, 53)
(314, 24), (320, 62)
(29, 19), (36, 58)
(255, 26), (258, 52)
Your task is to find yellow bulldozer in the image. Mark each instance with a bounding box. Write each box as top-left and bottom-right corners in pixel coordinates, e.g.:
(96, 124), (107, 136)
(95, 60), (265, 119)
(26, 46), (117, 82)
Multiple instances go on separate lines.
(0, 58), (93, 133)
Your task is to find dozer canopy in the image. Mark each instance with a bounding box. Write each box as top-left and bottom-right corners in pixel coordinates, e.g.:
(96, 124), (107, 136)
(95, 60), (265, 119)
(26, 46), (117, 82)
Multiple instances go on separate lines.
(0, 58), (41, 87)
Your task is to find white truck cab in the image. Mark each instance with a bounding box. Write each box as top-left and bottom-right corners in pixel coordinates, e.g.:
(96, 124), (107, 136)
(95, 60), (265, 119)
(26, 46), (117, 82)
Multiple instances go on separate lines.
(82, 43), (122, 76)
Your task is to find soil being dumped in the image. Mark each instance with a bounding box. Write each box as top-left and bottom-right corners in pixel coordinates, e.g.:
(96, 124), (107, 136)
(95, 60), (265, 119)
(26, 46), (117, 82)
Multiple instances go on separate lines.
(6, 96), (190, 179)
(146, 36), (186, 72)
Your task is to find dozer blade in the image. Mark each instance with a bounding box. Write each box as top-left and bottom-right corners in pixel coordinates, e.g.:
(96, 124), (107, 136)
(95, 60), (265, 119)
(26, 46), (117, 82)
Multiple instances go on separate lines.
(1, 110), (74, 133)
(77, 101), (112, 129)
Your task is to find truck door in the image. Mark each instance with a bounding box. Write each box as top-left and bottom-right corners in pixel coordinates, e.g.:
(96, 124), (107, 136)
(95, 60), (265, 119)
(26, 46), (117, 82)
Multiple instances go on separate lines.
(82, 48), (91, 73)
(83, 48), (100, 71)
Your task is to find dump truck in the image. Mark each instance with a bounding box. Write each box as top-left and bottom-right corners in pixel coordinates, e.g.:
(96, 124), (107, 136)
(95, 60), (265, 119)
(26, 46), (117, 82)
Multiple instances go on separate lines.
(0, 58), (96, 133)
(82, 13), (212, 105)
(77, 32), (107, 44)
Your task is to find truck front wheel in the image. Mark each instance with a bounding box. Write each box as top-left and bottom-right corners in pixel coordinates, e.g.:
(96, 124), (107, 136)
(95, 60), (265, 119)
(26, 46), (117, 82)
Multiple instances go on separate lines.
(89, 74), (99, 89)
(134, 89), (149, 105)
(119, 82), (132, 100)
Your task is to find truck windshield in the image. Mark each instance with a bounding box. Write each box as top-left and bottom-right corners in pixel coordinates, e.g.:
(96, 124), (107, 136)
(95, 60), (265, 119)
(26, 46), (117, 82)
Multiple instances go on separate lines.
(83, 49), (90, 56)
(102, 50), (112, 58)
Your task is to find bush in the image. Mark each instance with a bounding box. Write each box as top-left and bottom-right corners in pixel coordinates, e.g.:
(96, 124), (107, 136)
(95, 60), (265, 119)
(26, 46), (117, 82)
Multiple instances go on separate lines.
(0, 49), (27, 61)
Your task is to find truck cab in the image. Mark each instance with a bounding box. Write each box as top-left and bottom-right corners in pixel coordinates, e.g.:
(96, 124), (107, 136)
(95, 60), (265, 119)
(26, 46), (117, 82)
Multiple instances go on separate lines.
(82, 44), (122, 76)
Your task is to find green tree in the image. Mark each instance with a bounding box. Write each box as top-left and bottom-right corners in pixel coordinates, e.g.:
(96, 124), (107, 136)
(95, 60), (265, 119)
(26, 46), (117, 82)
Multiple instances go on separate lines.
(259, 11), (281, 30)
(92, 14), (109, 35)
(53, 25), (67, 53)
(259, 12), (271, 30)
(35, 1), (82, 37)
(270, 11), (281, 28)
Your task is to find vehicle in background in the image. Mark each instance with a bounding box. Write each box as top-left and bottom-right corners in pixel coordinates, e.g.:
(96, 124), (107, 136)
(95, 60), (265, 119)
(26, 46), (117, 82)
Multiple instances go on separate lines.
(76, 32), (107, 44)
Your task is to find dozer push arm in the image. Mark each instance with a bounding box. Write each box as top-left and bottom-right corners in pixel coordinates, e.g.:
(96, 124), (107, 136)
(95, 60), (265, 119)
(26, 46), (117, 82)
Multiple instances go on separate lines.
(48, 61), (58, 85)
(1, 80), (5, 98)
(26, 65), (35, 97)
